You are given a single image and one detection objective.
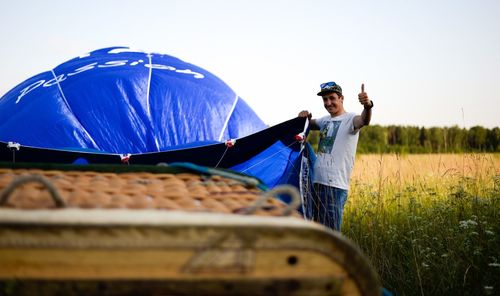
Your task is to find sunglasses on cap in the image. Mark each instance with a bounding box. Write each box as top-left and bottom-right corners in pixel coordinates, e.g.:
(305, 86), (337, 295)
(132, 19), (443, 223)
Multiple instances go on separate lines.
(317, 81), (342, 96)
(320, 82), (338, 89)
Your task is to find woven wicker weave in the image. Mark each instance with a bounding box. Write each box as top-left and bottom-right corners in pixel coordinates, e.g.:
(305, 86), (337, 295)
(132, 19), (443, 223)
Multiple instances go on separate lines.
(0, 168), (299, 217)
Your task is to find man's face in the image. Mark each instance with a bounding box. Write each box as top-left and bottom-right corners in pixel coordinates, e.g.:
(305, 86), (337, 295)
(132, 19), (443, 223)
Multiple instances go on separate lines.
(322, 92), (344, 116)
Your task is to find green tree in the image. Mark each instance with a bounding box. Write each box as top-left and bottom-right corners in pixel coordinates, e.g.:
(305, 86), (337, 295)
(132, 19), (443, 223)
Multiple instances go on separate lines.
(306, 130), (320, 152)
(486, 127), (499, 152)
(407, 126), (421, 153)
(310, 124), (497, 154)
(429, 127), (444, 153)
(359, 125), (387, 153)
(468, 126), (487, 151)
(446, 126), (466, 152)
(419, 127), (432, 152)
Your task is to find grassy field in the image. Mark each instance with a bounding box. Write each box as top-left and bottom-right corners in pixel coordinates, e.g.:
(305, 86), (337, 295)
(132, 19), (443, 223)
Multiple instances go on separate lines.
(344, 153), (499, 296)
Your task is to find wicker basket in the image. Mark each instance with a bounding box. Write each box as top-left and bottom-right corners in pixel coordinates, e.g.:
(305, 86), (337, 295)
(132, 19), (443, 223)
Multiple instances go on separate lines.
(0, 164), (380, 295)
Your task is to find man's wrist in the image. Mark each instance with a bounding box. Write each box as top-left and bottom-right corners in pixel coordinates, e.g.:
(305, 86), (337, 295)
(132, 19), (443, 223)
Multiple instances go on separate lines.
(364, 100), (374, 109)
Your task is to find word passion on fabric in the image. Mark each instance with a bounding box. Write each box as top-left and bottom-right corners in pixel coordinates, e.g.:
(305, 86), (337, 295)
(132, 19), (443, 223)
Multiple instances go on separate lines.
(15, 48), (205, 104)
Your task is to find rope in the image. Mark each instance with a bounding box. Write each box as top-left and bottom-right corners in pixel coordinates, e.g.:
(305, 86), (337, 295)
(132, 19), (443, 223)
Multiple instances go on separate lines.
(242, 185), (301, 216)
(300, 146), (312, 219)
(217, 95), (239, 142)
(7, 142), (20, 163)
(0, 175), (66, 208)
(214, 146), (229, 168)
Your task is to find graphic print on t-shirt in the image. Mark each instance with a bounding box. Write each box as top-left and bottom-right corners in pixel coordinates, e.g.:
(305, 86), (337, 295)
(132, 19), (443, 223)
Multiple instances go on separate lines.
(318, 120), (341, 154)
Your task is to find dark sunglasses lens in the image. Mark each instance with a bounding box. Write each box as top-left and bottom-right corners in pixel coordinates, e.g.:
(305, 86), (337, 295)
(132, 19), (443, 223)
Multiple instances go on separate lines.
(321, 82), (336, 89)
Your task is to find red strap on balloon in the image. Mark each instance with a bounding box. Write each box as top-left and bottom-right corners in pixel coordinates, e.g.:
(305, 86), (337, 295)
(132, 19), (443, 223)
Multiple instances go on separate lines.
(225, 139), (236, 148)
(120, 154), (131, 164)
(294, 132), (306, 142)
(294, 118), (310, 142)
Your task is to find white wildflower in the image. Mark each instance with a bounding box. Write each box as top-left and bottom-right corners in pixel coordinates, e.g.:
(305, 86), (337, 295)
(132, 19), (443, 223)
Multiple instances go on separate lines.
(488, 262), (500, 267)
(459, 220), (478, 229)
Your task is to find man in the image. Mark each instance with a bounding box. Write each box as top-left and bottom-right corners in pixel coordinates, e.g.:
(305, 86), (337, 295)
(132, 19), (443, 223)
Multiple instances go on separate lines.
(298, 81), (373, 231)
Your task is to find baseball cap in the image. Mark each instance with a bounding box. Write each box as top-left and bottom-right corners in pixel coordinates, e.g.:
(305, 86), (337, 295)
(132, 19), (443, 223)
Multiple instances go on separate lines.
(317, 81), (342, 96)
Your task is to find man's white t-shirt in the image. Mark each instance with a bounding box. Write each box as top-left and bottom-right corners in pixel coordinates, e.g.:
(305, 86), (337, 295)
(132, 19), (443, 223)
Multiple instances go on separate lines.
(314, 112), (360, 190)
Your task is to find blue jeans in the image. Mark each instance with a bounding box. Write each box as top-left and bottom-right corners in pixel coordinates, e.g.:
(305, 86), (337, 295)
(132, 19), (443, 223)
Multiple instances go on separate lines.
(312, 183), (348, 231)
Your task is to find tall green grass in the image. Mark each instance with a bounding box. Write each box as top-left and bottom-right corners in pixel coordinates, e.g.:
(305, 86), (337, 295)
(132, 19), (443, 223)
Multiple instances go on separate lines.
(344, 153), (499, 295)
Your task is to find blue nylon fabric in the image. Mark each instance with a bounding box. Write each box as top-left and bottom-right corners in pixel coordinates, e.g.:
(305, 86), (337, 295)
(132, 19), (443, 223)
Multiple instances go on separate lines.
(230, 140), (296, 188)
(0, 47), (266, 153)
(0, 71), (98, 149)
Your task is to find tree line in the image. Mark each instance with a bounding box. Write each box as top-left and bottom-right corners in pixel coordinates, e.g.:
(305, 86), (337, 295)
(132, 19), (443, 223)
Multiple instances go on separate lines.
(307, 125), (499, 154)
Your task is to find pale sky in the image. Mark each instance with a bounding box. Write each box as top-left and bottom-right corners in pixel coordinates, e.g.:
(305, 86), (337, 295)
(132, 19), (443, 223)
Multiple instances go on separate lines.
(1, 0), (499, 128)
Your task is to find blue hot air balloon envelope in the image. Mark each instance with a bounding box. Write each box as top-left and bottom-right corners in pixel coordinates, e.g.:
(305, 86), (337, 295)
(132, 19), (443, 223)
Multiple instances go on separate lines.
(0, 46), (266, 153)
(0, 47), (311, 190)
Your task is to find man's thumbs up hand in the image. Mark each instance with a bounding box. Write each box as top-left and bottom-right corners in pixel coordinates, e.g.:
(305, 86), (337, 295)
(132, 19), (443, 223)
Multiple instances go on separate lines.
(358, 83), (372, 108)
